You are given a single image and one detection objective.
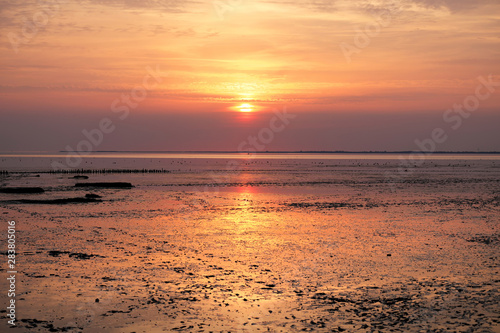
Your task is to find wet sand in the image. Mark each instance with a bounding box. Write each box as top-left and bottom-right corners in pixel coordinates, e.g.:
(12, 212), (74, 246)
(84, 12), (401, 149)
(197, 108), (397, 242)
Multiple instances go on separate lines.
(0, 157), (499, 332)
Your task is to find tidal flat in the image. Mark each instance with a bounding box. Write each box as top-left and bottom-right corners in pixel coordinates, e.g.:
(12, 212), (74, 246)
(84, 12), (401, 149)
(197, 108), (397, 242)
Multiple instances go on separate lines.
(0, 156), (499, 332)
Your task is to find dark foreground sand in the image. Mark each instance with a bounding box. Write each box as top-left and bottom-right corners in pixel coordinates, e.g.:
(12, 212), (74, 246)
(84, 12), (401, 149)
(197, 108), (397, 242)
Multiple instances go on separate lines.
(0, 157), (499, 332)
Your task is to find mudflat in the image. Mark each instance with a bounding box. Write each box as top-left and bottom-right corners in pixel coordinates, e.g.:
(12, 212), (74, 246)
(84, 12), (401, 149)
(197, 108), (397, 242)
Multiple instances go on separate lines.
(0, 157), (498, 332)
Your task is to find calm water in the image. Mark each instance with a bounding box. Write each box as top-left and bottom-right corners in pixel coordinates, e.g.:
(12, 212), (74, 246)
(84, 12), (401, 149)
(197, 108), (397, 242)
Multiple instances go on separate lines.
(1, 152), (500, 161)
(1, 152), (499, 173)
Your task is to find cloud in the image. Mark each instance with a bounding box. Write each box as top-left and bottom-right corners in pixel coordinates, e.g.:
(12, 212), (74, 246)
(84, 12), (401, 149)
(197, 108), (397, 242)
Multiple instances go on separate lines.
(272, 0), (498, 15)
(82, 0), (200, 12)
(306, 0), (338, 13)
(410, 0), (496, 11)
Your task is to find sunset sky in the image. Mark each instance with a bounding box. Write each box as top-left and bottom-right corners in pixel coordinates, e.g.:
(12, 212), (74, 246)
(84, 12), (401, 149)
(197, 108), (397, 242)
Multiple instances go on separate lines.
(1, 0), (499, 152)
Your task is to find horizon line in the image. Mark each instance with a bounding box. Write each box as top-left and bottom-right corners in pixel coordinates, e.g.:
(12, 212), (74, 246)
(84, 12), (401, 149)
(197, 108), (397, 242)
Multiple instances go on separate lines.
(1, 150), (500, 155)
(87, 150), (500, 154)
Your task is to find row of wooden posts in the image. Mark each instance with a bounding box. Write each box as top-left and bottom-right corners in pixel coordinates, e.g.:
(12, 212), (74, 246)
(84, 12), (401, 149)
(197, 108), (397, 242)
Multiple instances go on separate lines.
(0, 169), (170, 175)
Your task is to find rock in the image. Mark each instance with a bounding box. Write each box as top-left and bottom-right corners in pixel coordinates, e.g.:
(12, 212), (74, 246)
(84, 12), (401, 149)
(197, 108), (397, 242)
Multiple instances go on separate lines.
(0, 187), (44, 194)
(75, 182), (133, 188)
(69, 253), (104, 260)
(3, 197), (102, 204)
(48, 250), (70, 257)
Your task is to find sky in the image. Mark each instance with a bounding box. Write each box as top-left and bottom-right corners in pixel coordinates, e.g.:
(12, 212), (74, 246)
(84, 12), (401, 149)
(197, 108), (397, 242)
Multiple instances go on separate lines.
(0, 0), (499, 152)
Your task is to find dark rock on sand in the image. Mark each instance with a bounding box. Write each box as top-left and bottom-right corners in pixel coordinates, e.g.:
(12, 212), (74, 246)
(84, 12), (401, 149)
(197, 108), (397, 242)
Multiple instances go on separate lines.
(48, 251), (104, 260)
(75, 182), (133, 188)
(48, 250), (70, 257)
(2, 197), (102, 204)
(20, 318), (80, 332)
(69, 252), (105, 260)
(287, 202), (360, 209)
(466, 234), (499, 245)
(0, 187), (45, 194)
(85, 193), (102, 199)
(72, 175), (89, 179)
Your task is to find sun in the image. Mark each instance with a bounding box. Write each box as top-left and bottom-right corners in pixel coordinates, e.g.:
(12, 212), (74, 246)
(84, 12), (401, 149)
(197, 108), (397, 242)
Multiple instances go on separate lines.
(238, 103), (254, 112)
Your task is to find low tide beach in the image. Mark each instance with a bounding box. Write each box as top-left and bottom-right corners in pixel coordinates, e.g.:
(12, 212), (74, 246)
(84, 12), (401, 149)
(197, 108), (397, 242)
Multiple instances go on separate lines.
(0, 154), (499, 332)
